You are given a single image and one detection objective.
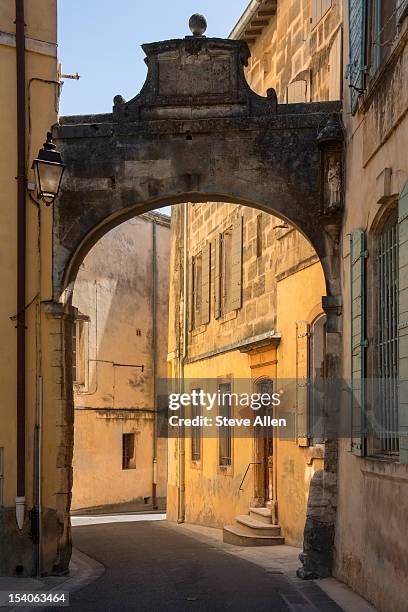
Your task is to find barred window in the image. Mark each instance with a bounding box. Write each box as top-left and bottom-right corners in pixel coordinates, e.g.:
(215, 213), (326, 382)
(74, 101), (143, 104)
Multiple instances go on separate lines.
(374, 211), (399, 456)
(218, 382), (232, 467)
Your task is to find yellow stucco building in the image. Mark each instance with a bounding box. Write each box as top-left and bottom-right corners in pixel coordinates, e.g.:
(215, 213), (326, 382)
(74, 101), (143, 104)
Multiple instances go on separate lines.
(167, 202), (327, 546)
(0, 0), (62, 575)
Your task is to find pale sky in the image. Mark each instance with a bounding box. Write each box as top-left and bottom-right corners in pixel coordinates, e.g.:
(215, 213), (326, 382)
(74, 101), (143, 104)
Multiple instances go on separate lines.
(58, 0), (250, 117)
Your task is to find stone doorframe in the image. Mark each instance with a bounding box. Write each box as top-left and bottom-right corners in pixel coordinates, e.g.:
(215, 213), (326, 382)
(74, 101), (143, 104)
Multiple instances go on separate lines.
(50, 32), (343, 577)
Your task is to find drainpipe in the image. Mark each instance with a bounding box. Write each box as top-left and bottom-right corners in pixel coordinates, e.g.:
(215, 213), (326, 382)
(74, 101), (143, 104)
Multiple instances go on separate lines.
(35, 376), (43, 575)
(15, 0), (26, 531)
(178, 203), (188, 523)
(152, 220), (158, 510)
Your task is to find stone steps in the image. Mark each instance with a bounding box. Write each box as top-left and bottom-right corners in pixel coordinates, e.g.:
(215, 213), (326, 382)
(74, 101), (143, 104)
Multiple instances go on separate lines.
(249, 507), (274, 524)
(223, 507), (285, 546)
(235, 515), (282, 536)
(223, 524), (285, 546)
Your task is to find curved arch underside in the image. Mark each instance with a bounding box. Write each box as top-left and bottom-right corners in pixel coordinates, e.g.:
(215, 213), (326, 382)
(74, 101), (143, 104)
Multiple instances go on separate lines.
(53, 35), (341, 300)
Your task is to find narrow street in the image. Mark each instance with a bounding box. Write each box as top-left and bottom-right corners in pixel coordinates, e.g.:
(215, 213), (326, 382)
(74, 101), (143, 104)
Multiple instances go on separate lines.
(61, 517), (343, 612)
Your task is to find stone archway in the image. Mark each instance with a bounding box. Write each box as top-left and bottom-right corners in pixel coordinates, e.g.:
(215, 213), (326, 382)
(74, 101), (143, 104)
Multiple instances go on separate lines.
(49, 31), (343, 576)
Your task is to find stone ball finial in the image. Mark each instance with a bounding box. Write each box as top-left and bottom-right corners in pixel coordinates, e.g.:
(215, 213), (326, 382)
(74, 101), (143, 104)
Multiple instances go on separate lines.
(189, 14), (207, 37)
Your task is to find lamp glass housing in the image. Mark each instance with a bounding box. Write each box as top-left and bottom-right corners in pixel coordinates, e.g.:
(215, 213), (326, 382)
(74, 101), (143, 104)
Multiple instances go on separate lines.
(33, 159), (64, 204)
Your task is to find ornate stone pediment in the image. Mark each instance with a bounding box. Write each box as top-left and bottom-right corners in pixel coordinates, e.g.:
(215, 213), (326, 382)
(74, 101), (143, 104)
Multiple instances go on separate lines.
(113, 36), (277, 122)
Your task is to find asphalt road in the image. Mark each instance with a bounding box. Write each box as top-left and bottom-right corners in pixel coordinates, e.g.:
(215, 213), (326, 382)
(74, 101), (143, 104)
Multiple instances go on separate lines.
(60, 519), (343, 612)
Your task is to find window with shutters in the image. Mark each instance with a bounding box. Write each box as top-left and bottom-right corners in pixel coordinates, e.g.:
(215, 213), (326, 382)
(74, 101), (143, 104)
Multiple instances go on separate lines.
(216, 217), (243, 317)
(191, 389), (202, 462)
(190, 245), (211, 329)
(350, 229), (367, 455)
(368, 0), (398, 73)
(348, 0), (367, 113)
(309, 314), (327, 444)
(218, 382), (232, 467)
(72, 317), (89, 389)
(122, 433), (136, 470)
(256, 214), (263, 258)
(296, 321), (310, 445)
(369, 211), (399, 457)
(192, 253), (202, 328)
(222, 228), (234, 314)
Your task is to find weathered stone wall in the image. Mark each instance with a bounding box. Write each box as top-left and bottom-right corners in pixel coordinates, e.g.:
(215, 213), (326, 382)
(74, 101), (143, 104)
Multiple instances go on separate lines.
(241, 0), (342, 103)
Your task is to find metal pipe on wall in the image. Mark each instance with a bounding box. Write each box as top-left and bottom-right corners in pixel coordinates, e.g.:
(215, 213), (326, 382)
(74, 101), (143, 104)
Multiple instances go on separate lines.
(178, 203), (188, 523)
(152, 220), (158, 509)
(15, 0), (27, 530)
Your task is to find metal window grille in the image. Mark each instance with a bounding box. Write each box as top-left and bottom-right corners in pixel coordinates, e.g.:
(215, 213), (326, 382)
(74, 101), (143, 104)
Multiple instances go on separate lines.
(122, 433), (136, 470)
(191, 389), (201, 461)
(219, 383), (232, 467)
(377, 217), (399, 455)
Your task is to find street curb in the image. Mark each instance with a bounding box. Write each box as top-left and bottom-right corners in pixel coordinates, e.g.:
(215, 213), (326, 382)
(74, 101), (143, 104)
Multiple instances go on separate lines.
(3, 549), (104, 612)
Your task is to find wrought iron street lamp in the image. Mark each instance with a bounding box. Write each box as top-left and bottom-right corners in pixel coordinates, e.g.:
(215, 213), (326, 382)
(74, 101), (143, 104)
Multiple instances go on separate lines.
(32, 132), (65, 205)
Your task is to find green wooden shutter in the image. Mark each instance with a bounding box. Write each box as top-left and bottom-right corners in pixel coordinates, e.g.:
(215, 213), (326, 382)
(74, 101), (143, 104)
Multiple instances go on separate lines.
(188, 258), (194, 332)
(230, 216), (243, 311)
(201, 243), (211, 325)
(214, 236), (221, 319)
(398, 179), (408, 464)
(348, 0), (367, 113)
(350, 229), (367, 455)
(296, 320), (310, 445)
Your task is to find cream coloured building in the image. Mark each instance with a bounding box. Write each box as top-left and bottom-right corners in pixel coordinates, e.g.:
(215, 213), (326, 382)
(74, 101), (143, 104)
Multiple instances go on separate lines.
(71, 212), (170, 513)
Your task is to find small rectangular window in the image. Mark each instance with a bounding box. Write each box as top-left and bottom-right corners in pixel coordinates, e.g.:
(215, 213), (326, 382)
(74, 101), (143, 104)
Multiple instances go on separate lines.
(219, 383), (232, 467)
(122, 433), (136, 470)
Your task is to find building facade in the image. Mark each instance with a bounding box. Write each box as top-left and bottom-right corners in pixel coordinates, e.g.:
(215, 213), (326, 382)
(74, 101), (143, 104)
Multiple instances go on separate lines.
(167, 202), (327, 547)
(0, 0), (60, 576)
(336, 1), (408, 611)
(71, 212), (170, 513)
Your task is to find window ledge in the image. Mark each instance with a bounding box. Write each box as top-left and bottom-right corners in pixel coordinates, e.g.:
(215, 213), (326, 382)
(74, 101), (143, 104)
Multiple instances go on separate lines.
(192, 324), (206, 337)
(360, 456), (408, 482)
(219, 310), (238, 324)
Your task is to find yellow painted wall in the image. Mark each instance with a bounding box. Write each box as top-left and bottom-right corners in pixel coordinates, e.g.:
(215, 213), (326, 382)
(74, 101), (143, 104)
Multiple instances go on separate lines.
(182, 351), (254, 528)
(0, 0), (60, 575)
(275, 262), (326, 546)
(167, 198), (328, 544)
(71, 215), (170, 511)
